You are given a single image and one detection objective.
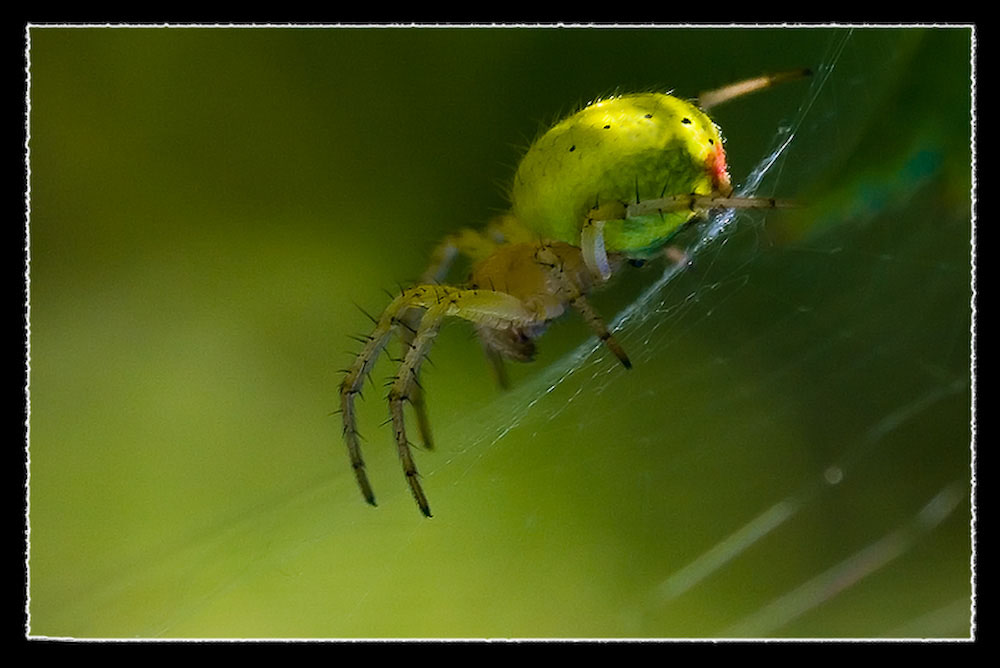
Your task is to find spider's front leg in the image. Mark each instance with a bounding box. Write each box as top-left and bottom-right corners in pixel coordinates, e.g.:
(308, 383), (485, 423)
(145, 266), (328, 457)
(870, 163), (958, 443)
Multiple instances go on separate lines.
(340, 296), (408, 507)
(386, 304), (445, 517)
(340, 286), (463, 508)
(398, 214), (537, 447)
(342, 283), (542, 516)
(386, 286), (543, 517)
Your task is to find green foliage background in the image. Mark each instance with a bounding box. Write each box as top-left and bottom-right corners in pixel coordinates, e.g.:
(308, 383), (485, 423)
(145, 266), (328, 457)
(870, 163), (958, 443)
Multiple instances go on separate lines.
(27, 26), (973, 638)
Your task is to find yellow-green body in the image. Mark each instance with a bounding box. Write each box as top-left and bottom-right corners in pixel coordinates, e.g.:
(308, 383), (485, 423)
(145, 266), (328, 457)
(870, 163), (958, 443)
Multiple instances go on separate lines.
(510, 93), (731, 258)
(342, 73), (807, 515)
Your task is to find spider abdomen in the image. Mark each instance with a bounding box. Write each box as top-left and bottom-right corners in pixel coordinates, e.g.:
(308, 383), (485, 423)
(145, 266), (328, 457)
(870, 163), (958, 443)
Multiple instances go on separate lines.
(510, 93), (732, 256)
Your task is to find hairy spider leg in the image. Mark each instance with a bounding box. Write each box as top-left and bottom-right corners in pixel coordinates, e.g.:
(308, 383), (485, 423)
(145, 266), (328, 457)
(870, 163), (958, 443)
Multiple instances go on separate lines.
(404, 214), (541, 401)
(343, 241), (633, 516)
(342, 283), (543, 515)
(388, 306), (443, 517)
(419, 213), (536, 285)
(572, 68), (811, 281)
(532, 243), (632, 369)
(394, 309), (436, 450)
(697, 67), (812, 111)
(340, 307), (397, 507)
(581, 192), (794, 281)
(626, 193), (793, 218)
(393, 222), (511, 449)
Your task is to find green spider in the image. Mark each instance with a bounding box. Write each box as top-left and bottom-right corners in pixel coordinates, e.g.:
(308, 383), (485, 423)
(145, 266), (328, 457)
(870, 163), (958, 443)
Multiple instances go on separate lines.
(339, 69), (809, 516)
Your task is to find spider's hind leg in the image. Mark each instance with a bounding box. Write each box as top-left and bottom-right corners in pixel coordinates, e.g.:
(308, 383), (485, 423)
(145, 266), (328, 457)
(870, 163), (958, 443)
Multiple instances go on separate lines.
(388, 307), (444, 517)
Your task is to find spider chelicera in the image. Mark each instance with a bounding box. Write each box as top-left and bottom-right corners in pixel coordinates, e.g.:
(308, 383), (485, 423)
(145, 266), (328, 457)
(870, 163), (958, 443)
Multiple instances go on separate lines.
(339, 69), (809, 516)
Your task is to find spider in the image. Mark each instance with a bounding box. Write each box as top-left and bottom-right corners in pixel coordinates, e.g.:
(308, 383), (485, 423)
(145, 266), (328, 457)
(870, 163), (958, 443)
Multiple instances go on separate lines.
(339, 69), (809, 516)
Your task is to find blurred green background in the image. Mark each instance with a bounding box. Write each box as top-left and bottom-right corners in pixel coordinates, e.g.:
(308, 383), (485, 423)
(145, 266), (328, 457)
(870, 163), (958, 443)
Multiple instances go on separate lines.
(27, 25), (973, 638)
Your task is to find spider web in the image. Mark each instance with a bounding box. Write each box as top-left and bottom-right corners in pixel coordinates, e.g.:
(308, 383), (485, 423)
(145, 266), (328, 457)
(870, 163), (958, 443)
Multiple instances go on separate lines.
(396, 28), (974, 637)
(26, 26), (973, 640)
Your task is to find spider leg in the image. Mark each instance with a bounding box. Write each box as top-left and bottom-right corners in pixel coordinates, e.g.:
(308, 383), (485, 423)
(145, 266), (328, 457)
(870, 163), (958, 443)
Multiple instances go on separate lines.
(626, 193), (793, 218)
(534, 244), (632, 369)
(341, 296), (409, 506)
(421, 214), (530, 284)
(420, 214), (539, 390)
(479, 334), (511, 389)
(392, 286), (541, 516)
(397, 307), (435, 450)
(339, 287), (457, 506)
(394, 219), (526, 449)
(387, 306), (445, 517)
(569, 294), (632, 369)
(408, 380), (435, 450)
(422, 229), (487, 284)
(580, 192), (793, 280)
(344, 283), (542, 515)
(697, 68), (811, 111)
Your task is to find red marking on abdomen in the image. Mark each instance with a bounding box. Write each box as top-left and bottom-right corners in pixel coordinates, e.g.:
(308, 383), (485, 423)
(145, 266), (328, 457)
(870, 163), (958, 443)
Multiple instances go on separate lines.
(708, 142), (732, 196)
